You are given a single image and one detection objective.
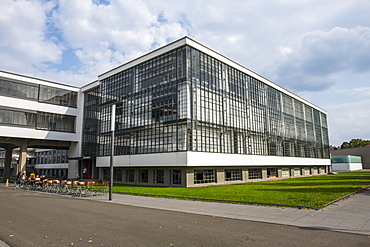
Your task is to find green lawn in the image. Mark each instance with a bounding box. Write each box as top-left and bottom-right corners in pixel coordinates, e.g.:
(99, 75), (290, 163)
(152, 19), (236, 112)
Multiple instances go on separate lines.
(113, 171), (370, 209)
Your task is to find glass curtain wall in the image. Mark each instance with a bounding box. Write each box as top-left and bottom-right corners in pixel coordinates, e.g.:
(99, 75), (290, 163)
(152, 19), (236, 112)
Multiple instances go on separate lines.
(186, 46), (329, 159)
(96, 45), (329, 159)
(82, 87), (100, 158)
(99, 47), (188, 156)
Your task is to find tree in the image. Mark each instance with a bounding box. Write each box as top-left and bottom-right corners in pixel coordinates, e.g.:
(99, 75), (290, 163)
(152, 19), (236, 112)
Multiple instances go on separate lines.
(340, 139), (370, 149)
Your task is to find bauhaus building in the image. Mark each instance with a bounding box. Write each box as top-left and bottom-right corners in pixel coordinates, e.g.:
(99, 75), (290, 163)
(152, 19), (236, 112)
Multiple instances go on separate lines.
(1, 37), (330, 187)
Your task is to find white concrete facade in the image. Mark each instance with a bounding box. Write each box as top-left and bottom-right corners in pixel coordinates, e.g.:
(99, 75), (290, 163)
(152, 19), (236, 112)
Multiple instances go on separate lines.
(0, 70), (80, 143)
(97, 152), (330, 187)
(97, 152), (331, 168)
(0, 70), (81, 178)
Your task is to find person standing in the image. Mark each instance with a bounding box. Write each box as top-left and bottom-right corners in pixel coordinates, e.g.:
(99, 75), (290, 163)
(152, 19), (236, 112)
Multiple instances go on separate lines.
(16, 172), (21, 183)
(82, 167), (87, 179)
(21, 172), (27, 184)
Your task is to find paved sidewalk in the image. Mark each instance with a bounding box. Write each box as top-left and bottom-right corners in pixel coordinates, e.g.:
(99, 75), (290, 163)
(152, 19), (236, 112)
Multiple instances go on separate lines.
(85, 188), (370, 236)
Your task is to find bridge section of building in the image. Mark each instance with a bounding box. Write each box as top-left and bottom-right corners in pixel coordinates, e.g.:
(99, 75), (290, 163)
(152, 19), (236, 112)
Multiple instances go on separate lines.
(0, 71), (81, 181)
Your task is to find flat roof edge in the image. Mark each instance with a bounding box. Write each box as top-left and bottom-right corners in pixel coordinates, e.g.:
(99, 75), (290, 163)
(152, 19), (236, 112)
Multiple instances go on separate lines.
(97, 36), (326, 114)
(0, 70), (80, 91)
(98, 37), (189, 80)
(81, 80), (99, 92)
(183, 39), (327, 114)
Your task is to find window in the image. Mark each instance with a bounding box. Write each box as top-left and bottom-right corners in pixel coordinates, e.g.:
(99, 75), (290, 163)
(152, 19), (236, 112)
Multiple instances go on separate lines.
(194, 169), (216, 184)
(154, 169), (164, 184)
(267, 168), (278, 178)
(293, 167), (301, 176)
(248, 168), (262, 180)
(303, 167), (310, 175)
(0, 79), (38, 100)
(39, 85), (77, 107)
(170, 170), (181, 185)
(0, 79), (77, 107)
(126, 170), (135, 182)
(2, 117), (12, 123)
(319, 166), (325, 174)
(139, 170), (148, 183)
(48, 122), (56, 131)
(282, 168), (290, 177)
(0, 108), (36, 127)
(225, 169), (242, 181)
(36, 112), (76, 132)
(114, 169), (122, 182)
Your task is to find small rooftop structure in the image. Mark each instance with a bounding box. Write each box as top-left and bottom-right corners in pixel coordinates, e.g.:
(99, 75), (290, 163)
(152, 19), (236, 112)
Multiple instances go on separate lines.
(331, 155), (362, 172)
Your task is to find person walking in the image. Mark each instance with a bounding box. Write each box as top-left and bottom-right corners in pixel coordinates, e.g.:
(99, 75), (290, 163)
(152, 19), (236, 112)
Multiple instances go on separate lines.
(16, 172), (21, 183)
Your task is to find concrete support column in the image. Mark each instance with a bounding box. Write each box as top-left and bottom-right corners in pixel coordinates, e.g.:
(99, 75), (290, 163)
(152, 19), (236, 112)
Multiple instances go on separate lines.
(3, 147), (13, 182)
(68, 142), (80, 179)
(18, 141), (28, 174)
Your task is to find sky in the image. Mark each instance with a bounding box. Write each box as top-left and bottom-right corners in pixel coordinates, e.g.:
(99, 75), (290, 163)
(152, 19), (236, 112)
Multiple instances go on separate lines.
(1, 0), (370, 147)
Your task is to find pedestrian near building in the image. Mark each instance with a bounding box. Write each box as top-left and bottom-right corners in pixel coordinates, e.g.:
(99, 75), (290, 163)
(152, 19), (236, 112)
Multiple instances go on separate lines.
(82, 167), (87, 179)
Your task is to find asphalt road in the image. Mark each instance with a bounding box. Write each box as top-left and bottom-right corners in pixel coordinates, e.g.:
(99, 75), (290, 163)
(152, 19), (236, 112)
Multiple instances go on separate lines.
(0, 187), (369, 247)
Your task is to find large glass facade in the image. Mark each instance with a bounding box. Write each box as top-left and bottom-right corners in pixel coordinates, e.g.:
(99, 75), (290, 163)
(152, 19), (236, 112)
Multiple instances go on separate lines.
(98, 47), (187, 156)
(0, 78), (78, 107)
(88, 45), (329, 159)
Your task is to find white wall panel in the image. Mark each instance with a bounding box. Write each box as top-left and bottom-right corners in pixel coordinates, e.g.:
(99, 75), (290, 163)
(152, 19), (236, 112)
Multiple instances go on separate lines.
(0, 96), (78, 116)
(332, 163), (363, 172)
(96, 151), (330, 167)
(96, 152), (188, 167)
(0, 126), (78, 141)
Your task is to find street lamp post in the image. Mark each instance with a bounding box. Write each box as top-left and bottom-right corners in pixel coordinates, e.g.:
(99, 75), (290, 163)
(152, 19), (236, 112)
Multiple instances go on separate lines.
(109, 104), (116, 201)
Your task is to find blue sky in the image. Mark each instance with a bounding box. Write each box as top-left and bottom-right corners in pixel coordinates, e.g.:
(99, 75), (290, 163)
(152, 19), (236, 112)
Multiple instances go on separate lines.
(1, 0), (370, 146)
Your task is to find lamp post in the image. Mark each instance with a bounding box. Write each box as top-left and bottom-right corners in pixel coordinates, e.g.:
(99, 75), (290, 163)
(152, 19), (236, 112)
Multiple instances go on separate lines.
(109, 104), (116, 201)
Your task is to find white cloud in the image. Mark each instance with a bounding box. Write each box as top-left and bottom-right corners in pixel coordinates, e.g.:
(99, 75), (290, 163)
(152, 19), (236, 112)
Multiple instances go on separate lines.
(45, 0), (188, 85)
(336, 87), (370, 97)
(275, 26), (370, 92)
(1, 0), (370, 144)
(280, 47), (293, 55)
(327, 99), (370, 146)
(0, 0), (62, 73)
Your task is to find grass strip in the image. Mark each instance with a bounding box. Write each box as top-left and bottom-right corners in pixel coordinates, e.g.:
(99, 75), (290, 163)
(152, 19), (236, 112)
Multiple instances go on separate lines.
(113, 171), (370, 209)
